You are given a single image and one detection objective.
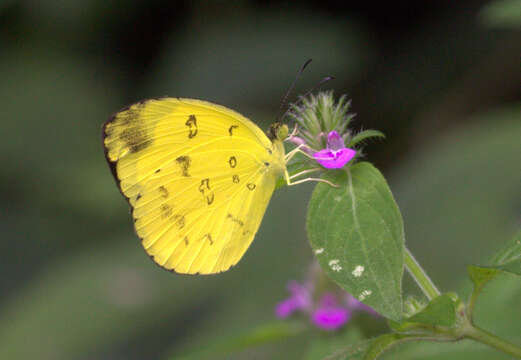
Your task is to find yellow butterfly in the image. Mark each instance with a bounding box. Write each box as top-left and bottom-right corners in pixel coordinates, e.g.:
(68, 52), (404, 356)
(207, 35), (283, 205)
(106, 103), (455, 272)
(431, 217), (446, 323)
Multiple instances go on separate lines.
(103, 98), (325, 274)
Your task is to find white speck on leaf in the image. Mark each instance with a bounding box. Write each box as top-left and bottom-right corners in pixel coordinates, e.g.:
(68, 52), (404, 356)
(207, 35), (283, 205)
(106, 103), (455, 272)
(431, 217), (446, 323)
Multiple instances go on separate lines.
(334, 196), (342, 202)
(352, 265), (364, 277)
(314, 248), (324, 255)
(358, 289), (372, 301)
(328, 259), (342, 272)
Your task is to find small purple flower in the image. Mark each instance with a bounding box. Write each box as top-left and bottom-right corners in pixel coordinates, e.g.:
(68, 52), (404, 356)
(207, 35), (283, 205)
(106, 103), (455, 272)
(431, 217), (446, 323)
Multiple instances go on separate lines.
(313, 131), (356, 169)
(275, 281), (312, 318)
(312, 308), (350, 331)
(311, 293), (351, 331)
(275, 280), (379, 331)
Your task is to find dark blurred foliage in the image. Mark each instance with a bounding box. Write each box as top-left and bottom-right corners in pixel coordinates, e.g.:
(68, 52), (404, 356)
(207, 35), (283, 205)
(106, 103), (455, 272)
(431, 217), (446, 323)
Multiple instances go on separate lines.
(0, 1), (519, 359)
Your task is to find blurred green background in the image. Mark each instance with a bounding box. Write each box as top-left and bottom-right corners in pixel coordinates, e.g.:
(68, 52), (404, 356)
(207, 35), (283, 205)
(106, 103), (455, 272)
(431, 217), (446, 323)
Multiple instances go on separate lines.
(1, 1), (519, 359)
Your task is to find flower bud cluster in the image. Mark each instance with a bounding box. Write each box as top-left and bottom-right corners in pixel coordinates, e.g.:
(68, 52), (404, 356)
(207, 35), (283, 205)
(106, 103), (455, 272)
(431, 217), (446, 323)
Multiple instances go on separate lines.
(286, 91), (384, 169)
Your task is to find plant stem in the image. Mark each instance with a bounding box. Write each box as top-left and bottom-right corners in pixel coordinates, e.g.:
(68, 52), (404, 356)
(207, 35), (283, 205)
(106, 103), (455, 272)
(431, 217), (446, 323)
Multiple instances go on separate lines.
(466, 279), (484, 322)
(465, 324), (521, 358)
(404, 247), (441, 300)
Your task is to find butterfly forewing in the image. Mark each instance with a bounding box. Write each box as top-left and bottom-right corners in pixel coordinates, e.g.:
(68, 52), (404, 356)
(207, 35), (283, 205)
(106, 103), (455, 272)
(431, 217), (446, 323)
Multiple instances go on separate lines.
(103, 98), (285, 274)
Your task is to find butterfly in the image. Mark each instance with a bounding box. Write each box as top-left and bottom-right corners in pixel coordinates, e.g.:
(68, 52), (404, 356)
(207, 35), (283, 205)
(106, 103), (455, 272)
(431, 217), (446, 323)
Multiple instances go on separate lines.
(102, 98), (328, 274)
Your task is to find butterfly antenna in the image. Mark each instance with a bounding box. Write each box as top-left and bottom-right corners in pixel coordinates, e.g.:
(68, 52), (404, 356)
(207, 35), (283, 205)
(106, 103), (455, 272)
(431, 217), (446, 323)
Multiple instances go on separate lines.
(281, 75), (335, 124)
(302, 75), (335, 98)
(277, 58), (313, 122)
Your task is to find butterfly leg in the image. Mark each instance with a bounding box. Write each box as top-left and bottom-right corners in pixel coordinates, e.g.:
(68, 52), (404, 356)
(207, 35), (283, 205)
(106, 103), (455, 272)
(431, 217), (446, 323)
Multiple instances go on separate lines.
(284, 144), (305, 162)
(288, 167), (321, 179)
(284, 144), (316, 163)
(287, 176), (339, 187)
(284, 168), (339, 188)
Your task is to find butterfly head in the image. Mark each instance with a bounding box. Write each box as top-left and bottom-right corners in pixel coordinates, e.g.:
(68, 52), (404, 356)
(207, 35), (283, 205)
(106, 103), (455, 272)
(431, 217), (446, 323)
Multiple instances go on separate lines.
(267, 122), (289, 143)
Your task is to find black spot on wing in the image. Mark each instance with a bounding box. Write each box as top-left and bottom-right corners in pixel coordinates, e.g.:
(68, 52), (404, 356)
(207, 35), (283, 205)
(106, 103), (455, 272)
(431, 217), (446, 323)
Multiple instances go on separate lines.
(227, 213), (244, 227)
(158, 186), (169, 198)
(172, 214), (185, 229)
(102, 99), (155, 204)
(118, 102), (152, 153)
(203, 233), (214, 245)
(228, 125), (238, 136)
(228, 156), (237, 168)
(199, 178), (215, 205)
(185, 115), (198, 138)
(175, 156), (191, 177)
(199, 178), (210, 192)
(160, 204), (173, 218)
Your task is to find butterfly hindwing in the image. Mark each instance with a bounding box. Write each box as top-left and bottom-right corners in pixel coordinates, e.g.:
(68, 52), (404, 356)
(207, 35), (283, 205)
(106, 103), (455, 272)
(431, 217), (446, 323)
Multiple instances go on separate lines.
(103, 98), (285, 274)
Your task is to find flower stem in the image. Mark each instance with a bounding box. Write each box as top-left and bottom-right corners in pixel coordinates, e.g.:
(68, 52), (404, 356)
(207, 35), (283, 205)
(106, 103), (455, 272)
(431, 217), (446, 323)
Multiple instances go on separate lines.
(404, 247), (441, 300)
(464, 324), (521, 358)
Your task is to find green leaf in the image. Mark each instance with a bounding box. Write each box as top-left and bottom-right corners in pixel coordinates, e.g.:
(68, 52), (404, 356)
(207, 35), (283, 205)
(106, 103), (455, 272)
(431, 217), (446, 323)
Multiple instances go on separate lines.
(346, 130), (386, 148)
(307, 162), (404, 321)
(479, 0), (521, 28)
(389, 294), (460, 335)
(170, 321), (305, 360)
(467, 231), (521, 317)
(468, 230), (521, 287)
(404, 294), (459, 329)
(491, 230), (521, 271)
(467, 266), (501, 296)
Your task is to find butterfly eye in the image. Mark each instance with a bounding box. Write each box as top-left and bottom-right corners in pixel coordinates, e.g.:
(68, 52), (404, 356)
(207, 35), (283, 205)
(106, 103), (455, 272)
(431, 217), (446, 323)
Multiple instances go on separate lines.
(267, 122), (288, 141)
(276, 124), (289, 141)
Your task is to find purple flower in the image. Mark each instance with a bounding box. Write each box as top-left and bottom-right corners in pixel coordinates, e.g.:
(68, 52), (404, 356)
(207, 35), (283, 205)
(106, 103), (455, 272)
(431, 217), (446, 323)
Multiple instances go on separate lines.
(275, 280), (379, 331)
(275, 285), (351, 331)
(313, 131), (356, 169)
(311, 293), (351, 331)
(275, 281), (312, 318)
